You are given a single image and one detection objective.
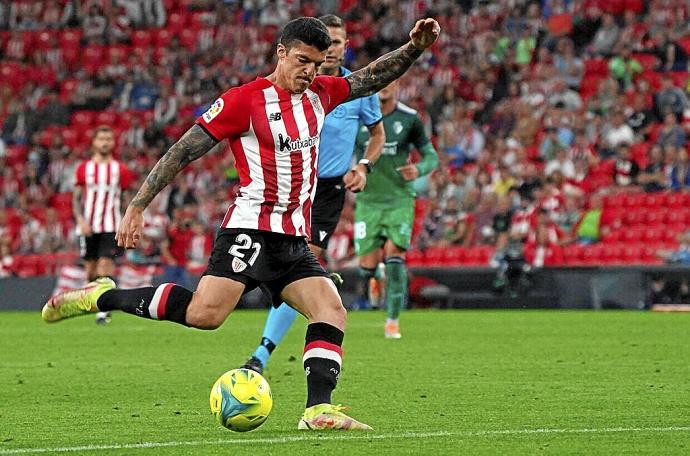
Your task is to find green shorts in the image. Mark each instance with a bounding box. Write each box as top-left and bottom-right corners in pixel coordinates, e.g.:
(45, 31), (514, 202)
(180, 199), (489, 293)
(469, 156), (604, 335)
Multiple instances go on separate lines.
(354, 199), (414, 256)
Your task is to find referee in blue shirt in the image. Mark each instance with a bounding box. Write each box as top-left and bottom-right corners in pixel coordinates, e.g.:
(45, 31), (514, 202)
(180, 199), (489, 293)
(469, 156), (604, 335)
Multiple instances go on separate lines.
(242, 14), (385, 374)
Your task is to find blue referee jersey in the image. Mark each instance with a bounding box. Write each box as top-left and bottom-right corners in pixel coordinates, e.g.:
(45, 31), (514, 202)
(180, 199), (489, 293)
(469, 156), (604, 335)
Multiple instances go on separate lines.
(318, 67), (382, 178)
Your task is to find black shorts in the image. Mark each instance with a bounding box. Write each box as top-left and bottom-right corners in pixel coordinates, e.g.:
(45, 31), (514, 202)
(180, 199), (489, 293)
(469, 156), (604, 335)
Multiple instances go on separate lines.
(310, 176), (347, 249)
(80, 232), (123, 261)
(203, 228), (328, 307)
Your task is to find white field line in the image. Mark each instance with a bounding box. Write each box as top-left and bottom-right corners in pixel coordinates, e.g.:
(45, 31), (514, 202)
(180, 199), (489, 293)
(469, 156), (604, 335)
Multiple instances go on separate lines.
(1, 426), (689, 454)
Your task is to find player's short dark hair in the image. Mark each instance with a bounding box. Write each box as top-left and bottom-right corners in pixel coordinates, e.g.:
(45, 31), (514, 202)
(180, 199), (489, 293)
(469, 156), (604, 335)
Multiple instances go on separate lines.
(279, 17), (331, 51)
(92, 125), (114, 138)
(319, 14), (345, 31)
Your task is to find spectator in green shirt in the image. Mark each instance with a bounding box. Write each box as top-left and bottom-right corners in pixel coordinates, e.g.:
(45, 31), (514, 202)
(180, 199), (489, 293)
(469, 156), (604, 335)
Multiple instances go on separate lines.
(609, 46), (643, 89)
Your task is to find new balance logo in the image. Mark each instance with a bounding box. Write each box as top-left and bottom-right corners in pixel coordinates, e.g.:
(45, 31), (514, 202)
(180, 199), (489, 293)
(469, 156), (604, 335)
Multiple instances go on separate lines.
(268, 112), (282, 122)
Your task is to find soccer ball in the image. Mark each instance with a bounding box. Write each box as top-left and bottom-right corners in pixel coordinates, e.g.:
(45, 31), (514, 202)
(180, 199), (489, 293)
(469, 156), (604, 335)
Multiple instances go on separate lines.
(209, 368), (273, 432)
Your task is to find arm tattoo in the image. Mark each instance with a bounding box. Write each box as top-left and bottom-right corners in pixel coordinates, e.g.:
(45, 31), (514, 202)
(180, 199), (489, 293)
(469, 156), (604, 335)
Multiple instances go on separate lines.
(129, 124), (217, 210)
(72, 186), (83, 221)
(345, 42), (423, 101)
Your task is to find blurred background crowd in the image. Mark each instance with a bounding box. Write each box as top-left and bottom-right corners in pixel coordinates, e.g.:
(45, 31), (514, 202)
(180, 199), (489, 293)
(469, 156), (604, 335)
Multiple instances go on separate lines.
(2, 0), (690, 279)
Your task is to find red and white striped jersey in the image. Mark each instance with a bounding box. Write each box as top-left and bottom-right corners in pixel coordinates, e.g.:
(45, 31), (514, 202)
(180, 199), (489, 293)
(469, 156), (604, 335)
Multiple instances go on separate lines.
(196, 76), (350, 239)
(75, 159), (133, 234)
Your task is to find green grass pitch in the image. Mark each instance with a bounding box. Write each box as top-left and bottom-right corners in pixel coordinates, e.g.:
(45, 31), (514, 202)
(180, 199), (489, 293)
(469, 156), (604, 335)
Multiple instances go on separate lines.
(1, 309), (689, 455)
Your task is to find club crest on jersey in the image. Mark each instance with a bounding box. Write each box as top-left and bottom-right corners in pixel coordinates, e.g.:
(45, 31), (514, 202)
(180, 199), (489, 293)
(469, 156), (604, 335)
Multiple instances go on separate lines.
(277, 133), (319, 152)
(202, 98), (224, 123)
(393, 121), (404, 135)
(232, 257), (248, 273)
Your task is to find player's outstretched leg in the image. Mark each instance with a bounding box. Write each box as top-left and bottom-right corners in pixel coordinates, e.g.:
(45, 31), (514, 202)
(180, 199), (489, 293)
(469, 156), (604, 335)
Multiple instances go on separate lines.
(384, 256), (407, 339)
(242, 303), (299, 374)
(282, 277), (371, 431)
(43, 275), (244, 330)
(42, 280), (194, 325)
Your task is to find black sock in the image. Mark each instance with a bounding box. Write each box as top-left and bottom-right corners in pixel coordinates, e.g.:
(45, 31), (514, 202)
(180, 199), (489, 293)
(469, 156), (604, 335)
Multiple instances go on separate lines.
(97, 283), (193, 326)
(303, 322), (344, 408)
(357, 267), (376, 301)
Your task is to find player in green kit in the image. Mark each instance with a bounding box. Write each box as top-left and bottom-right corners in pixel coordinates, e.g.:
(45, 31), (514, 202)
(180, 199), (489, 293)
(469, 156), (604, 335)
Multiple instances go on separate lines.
(353, 80), (439, 338)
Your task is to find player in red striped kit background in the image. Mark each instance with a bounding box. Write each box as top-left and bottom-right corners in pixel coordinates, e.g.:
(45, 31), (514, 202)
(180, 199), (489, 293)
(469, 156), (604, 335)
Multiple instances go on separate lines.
(72, 126), (133, 323)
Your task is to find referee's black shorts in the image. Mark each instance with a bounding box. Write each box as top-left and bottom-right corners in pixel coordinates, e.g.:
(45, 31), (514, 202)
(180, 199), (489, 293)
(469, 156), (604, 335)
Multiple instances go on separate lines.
(310, 176), (347, 249)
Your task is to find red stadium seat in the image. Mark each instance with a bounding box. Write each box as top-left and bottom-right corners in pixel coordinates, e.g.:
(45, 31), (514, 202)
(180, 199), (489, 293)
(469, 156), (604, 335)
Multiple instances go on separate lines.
(59, 29), (82, 49)
(634, 54), (660, 72)
(179, 29), (199, 49)
(95, 111), (118, 127)
(107, 44), (129, 61)
(50, 192), (72, 211)
(643, 226), (664, 243)
(600, 230), (620, 243)
(34, 30), (56, 51)
(623, 209), (645, 226)
(603, 194), (625, 209)
(623, 193), (645, 208)
(581, 244), (603, 265)
(644, 208), (667, 226)
(0, 62), (23, 90)
(619, 227), (643, 243)
(131, 30), (153, 47)
(442, 247), (465, 266)
(641, 70), (663, 90)
(406, 250), (425, 267)
(82, 45), (105, 73)
(665, 192), (687, 208)
(153, 28), (173, 47)
(167, 12), (187, 31)
(670, 71), (689, 88)
(5, 145), (28, 166)
(73, 110), (100, 128)
(643, 193), (663, 208)
(622, 244), (644, 264)
(60, 126), (81, 148)
(601, 243), (625, 265)
(562, 244), (585, 265)
(424, 248), (444, 266)
(663, 230), (681, 245)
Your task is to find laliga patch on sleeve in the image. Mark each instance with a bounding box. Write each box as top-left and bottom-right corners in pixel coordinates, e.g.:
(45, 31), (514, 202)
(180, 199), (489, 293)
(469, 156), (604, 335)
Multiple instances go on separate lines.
(202, 98), (224, 123)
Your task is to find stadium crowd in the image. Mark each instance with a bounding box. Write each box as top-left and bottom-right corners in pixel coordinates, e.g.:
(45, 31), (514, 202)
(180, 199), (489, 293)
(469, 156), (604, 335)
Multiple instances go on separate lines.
(2, 0), (690, 279)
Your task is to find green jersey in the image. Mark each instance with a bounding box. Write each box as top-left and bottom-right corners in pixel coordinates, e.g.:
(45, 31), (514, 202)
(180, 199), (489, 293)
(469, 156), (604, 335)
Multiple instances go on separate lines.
(355, 102), (438, 206)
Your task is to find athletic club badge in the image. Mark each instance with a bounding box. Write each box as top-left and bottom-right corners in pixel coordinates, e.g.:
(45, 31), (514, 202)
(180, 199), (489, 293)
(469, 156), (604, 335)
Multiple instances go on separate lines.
(202, 98), (224, 123)
(232, 257), (248, 273)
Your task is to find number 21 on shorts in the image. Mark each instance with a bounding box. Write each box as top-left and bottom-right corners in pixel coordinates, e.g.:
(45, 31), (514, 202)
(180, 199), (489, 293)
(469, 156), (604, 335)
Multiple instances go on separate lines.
(228, 234), (261, 273)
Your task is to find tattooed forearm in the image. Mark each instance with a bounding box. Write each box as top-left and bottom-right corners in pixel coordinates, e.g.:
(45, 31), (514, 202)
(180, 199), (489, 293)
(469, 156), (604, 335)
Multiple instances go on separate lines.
(129, 124), (217, 210)
(72, 186), (83, 221)
(345, 42), (423, 101)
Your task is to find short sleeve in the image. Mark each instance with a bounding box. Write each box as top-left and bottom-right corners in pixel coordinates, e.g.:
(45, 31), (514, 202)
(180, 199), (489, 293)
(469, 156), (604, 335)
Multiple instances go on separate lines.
(359, 93), (383, 127)
(315, 75), (351, 114)
(409, 115), (431, 149)
(195, 87), (250, 142)
(74, 162), (86, 187)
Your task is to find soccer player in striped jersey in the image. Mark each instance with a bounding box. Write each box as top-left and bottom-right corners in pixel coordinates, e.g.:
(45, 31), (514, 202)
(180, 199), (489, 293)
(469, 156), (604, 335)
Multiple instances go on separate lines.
(72, 126), (133, 323)
(241, 14), (386, 375)
(42, 17), (440, 430)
